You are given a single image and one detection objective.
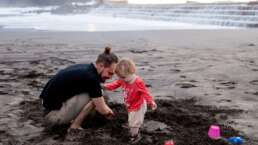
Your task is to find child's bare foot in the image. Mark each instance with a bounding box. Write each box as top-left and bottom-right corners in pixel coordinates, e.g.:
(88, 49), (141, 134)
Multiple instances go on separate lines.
(122, 123), (129, 129)
(129, 133), (142, 144)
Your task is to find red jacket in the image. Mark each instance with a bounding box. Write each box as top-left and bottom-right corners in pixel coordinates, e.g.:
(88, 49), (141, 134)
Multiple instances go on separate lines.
(104, 76), (154, 112)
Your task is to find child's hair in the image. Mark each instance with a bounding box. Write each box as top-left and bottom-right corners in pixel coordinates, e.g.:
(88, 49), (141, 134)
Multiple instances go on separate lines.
(115, 58), (136, 77)
(96, 47), (119, 67)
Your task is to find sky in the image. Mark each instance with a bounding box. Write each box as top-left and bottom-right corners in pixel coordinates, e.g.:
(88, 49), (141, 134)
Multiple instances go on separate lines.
(127, 0), (253, 4)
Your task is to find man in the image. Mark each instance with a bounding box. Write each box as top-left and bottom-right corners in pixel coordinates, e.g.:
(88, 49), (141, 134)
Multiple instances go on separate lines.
(40, 47), (118, 130)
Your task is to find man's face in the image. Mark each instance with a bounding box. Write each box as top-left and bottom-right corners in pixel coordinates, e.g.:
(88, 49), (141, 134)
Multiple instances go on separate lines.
(100, 63), (116, 82)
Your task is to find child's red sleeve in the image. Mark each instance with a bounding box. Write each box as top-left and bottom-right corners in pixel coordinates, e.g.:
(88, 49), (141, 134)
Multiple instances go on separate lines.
(136, 80), (154, 106)
(104, 80), (122, 91)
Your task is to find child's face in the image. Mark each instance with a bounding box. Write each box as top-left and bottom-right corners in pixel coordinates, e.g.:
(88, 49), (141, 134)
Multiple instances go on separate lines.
(117, 73), (127, 80)
(117, 73), (134, 83)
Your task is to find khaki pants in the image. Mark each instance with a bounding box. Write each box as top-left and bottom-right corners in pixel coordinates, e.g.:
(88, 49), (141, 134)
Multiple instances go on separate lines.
(128, 101), (147, 136)
(45, 93), (91, 125)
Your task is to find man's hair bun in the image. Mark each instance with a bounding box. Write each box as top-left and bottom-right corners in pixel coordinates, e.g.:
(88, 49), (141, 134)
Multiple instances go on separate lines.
(104, 47), (111, 54)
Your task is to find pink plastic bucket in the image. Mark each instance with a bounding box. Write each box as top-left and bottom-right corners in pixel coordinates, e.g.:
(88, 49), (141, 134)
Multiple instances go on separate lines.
(208, 125), (221, 139)
(164, 139), (174, 145)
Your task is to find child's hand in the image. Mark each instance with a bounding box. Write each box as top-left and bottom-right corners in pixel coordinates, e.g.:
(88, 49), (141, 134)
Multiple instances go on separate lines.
(150, 101), (157, 111)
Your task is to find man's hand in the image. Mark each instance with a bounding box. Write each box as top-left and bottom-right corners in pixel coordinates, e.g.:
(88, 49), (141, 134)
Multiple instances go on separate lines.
(104, 109), (115, 120)
(92, 96), (114, 119)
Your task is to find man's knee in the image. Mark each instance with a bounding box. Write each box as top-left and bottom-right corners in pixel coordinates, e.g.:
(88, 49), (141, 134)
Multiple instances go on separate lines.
(44, 110), (69, 126)
(44, 93), (92, 126)
(45, 111), (61, 126)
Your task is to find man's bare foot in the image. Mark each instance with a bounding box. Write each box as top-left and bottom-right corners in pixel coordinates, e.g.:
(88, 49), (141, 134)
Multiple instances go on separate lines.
(68, 124), (84, 133)
(66, 127), (85, 141)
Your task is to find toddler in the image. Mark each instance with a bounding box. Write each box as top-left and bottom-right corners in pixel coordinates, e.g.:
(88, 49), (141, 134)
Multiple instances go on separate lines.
(104, 58), (157, 144)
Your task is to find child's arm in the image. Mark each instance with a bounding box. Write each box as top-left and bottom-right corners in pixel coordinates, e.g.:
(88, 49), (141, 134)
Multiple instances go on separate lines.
(104, 80), (122, 91)
(136, 80), (157, 110)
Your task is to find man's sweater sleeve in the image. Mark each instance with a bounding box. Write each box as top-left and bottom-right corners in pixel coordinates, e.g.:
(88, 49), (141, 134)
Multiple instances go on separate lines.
(104, 80), (122, 91)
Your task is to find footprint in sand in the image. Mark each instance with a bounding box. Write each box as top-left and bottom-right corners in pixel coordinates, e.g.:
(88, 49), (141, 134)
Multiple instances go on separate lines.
(250, 80), (258, 85)
(169, 69), (181, 73)
(27, 80), (45, 88)
(245, 91), (258, 96)
(48, 57), (75, 66)
(129, 49), (158, 54)
(247, 43), (256, 47)
(214, 80), (237, 90)
(217, 99), (232, 103)
(175, 82), (197, 88)
(251, 68), (258, 71)
(129, 49), (148, 54)
(148, 68), (155, 72)
(21, 70), (45, 79)
(0, 90), (9, 95)
(29, 60), (41, 65)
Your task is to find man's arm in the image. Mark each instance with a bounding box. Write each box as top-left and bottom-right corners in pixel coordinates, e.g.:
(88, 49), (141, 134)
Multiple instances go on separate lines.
(69, 96), (113, 130)
(92, 96), (114, 119)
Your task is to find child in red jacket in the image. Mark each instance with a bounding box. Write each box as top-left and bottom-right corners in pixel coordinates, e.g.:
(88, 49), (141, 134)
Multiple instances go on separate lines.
(104, 58), (157, 144)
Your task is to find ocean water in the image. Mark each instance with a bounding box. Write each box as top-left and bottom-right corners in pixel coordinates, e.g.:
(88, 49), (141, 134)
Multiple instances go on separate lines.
(0, 7), (230, 32)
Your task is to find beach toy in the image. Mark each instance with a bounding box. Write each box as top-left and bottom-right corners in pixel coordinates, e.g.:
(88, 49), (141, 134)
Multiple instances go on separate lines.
(208, 125), (221, 139)
(208, 125), (244, 144)
(164, 139), (174, 145)
(227, 137), (244, 144)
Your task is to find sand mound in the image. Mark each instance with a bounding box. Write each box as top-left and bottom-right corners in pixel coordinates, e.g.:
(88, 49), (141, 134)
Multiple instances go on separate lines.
(15, 98), (253, 145)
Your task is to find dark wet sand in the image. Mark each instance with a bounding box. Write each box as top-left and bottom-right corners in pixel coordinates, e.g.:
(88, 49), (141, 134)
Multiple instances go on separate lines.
(0, 29), (258, 145)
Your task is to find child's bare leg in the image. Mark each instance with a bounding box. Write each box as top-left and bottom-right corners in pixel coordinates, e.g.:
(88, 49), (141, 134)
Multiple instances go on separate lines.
(130, 127), (139, 137)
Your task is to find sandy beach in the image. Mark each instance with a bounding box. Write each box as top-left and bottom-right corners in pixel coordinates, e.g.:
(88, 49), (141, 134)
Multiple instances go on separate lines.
(0, 29), (258, 145)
